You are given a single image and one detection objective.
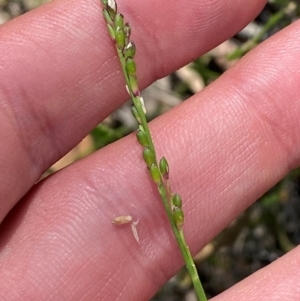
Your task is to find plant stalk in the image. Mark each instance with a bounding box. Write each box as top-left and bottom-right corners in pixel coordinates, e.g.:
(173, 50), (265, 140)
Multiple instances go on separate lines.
(100, 1), (207, 300)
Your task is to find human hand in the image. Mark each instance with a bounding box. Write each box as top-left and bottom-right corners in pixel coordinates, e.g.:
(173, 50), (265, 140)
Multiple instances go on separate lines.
(1, 0), (299, 300)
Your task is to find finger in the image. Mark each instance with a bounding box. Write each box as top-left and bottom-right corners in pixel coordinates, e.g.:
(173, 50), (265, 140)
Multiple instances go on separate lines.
(0, 0), (266, 220)
(1, 18), (300, 300)
(211, 246), (300, 301)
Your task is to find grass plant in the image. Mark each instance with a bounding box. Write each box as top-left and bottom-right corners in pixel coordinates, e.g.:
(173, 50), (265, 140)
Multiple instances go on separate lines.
(100, 0), (207, 300)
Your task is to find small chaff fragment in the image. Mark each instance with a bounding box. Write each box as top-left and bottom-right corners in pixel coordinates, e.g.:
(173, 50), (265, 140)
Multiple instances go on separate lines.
(131, 219), (140, 244)
(112, 215), (132, 224)
(112, 215), (140, 243)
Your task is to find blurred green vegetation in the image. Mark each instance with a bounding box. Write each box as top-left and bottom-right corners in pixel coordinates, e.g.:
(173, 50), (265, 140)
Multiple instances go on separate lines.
(1, 0), (299, 300)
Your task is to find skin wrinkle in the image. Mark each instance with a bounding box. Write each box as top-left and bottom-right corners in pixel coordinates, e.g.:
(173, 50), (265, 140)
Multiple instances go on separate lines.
(100, 258), (124, 293)
(2, 59), (72, 185)
(19, 29), (60, 63)
(247, 96), (295, 164)
(66, 259), (100, 301)
(18, 86), (63, 171)
(100, 271), (121, 301)
(20, 198), (102, 298)
(141, 236), (174, 292)
(83, 161), (143, 219)
(65, 195), (111, 238)
(27, 250), (62, 300)
(165, 101), (234, 182)
(114, 276), (132, 301)
(0, 72), (43, 179)
(43, 0), (101, 43)
(0, 130), (20, 211)
(228, 78), (300, 172)
(0, 82), (16, 122)
(2, 7), (102, 101)
(140, 237), (175, 297)
(220, 93), (297, 174)
(5, 252), (37, 299)
(116, 256), (145, 301)
(90, 259), (117, 299)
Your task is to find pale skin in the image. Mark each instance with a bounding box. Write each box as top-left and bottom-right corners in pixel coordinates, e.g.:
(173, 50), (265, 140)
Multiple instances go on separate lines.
(0, 0), (300, 300)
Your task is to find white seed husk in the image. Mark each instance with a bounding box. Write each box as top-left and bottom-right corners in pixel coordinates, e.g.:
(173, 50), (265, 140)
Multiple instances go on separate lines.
(125, 84), (130, 95)
(107, 0), (116, 12)
(138, 96), (146, 114)
(131, 219), (140, 243)
(112, 215), (133, 224)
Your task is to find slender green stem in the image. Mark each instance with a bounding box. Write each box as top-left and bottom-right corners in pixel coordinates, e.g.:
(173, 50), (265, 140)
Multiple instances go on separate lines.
(160, 181), (207, 300)
(100, 1), (207, 300)
(228, 2), (296, 60)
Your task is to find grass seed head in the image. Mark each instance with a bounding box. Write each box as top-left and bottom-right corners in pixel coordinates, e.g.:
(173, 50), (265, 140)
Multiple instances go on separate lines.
(124, 23), (131, 38)
(136, 129), (149, 147)
(107, 0), (117, 19)
(138, 96), (146, 114)
(115, 13), (124, 29)
(150, 164), (162, 185)
(124, 42), (136, 58)
(131, 106), (142, 124)
(159, 157), (169, 179)
(125, 57), (137, 76)
(103, 9), (114, 26)
(172, 193), (182, 208)
(143, 148), (156, 167)
(128, 75), (139, 96)
(115, 27), (125, 49)
(173, 207), (184, 229)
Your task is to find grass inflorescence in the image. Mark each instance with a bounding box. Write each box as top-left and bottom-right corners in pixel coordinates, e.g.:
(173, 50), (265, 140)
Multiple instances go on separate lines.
(100, 1), (207, 300)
